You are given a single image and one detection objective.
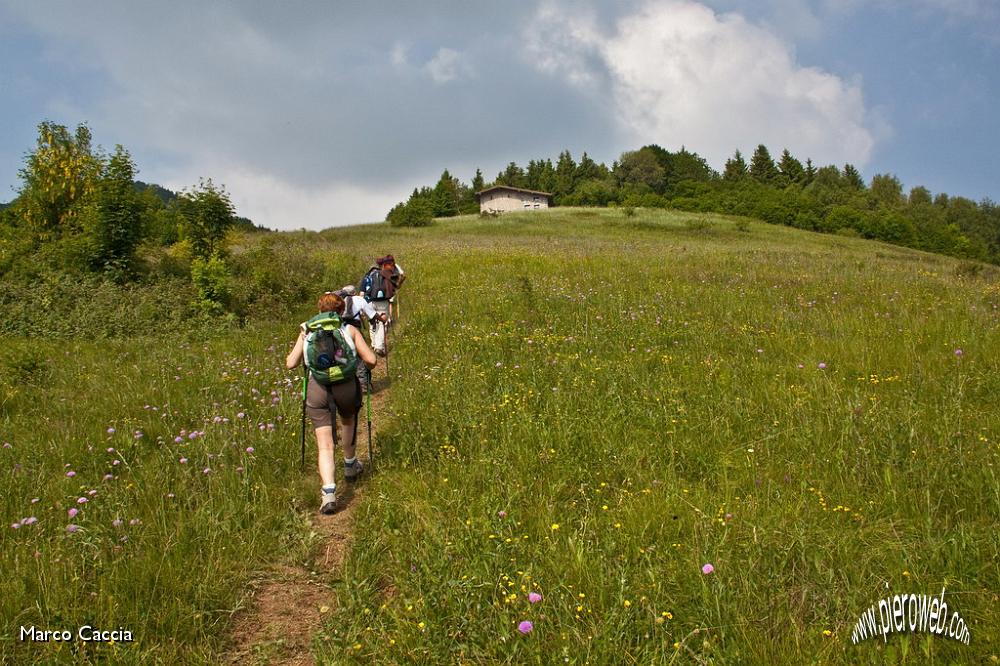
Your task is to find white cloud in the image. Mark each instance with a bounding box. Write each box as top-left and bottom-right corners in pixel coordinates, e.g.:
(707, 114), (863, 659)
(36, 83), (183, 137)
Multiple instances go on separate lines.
(527, 0), (878, 169)
(424, 47), (473, 84)
(390, 42), (408, 67)
(157, 165), (405, 230)
(524, 2), (604, 88)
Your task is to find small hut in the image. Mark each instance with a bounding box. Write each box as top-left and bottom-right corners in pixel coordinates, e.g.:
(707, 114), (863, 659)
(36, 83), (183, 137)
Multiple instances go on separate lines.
(476, 186), (553, 214)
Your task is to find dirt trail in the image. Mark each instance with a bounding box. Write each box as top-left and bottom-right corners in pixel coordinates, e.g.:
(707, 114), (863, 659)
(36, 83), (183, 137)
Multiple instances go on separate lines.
(225, 365), (393, 666)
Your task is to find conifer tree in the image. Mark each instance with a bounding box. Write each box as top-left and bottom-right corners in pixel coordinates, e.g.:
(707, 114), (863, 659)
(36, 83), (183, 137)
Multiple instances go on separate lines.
(803, 158), (816, 185)
(749, 144), (779, 184)
(842, 164), (865, 190)
(554, 150), (577, 199)
(778, 149), (805, 185)
(724, 150), (748, 182)
(471, 168), (485, 193)
(432, 169), (459, 217)
(576, 152), (603, 182)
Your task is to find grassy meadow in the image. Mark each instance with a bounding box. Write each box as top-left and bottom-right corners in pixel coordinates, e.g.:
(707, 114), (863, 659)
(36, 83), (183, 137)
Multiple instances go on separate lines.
(3, 207), (999, 664)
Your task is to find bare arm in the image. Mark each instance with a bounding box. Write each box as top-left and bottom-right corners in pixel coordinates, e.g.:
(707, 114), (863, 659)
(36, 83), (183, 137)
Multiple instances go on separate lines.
(286, 331), (304, 370)
(351, 326), (377, 369)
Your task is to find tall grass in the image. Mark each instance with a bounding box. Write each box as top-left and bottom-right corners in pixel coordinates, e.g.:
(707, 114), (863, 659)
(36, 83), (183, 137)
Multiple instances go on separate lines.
(4, 207), (998, 664)
(316, 209), (999, 664)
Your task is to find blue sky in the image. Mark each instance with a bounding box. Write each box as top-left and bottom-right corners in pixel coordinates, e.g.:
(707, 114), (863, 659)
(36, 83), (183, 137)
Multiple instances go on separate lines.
(1, 0), (997, 229)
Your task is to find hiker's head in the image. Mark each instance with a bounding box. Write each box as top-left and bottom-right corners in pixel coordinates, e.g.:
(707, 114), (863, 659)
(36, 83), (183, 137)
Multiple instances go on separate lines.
(383, 254), (395, 268)
(340, 285), (357, 297)
(318, 292), (345, 314)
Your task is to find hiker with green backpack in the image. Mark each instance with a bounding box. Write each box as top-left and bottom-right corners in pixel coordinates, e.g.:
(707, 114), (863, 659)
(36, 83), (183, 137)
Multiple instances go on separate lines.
(285, 291), (377, 514)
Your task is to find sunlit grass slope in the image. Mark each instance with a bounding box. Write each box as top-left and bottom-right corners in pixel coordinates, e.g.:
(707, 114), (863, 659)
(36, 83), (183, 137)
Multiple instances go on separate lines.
(318, 209), (999, 664)
(3, 207), (998, 664)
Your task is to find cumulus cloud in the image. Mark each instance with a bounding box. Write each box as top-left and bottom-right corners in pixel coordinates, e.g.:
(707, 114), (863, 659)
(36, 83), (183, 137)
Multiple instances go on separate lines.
(527, 0), (877, 169)
(424, 47), (474, 84)
(1, 2), (619, 228)
(174, 168), (404, 230)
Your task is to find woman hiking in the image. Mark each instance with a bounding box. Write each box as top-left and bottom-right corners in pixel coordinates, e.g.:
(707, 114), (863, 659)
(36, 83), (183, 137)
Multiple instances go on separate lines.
(336, 285), (387, 392)
(286, 292), (377, 514)
(358, 254), (405, 356)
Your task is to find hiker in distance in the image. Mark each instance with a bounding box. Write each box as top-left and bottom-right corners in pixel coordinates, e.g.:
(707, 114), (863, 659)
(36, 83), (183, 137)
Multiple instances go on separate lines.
(358, 254), (405, 356)
(336, 284), (387, 392)
(285, 291), (377, 514)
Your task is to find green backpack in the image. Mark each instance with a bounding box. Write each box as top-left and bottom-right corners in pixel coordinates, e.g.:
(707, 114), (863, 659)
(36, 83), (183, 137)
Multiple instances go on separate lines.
(303, 312), (358, 385)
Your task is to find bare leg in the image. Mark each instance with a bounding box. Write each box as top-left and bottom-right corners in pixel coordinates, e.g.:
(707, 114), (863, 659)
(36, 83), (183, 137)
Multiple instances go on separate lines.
(315, 425), (336, 487)
(341, 415), (357, 461)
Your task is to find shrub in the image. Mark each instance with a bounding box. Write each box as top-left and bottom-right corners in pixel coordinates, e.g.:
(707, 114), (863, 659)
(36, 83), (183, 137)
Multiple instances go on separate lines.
(190, 254), (231, 315)
(684, 217), (712, 233)
(388, 199), (433, 227)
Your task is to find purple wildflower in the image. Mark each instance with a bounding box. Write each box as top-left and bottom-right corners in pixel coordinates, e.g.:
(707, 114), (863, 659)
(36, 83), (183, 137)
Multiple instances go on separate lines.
(246, 447), (255, 453)
(702, 563), (715, 575)
(67, 524), (80, 533)
(528, 592), (542, 604)
(518, 620), (534, 634)
(112, 519), (123, 528)
(66, 470), (76, 478)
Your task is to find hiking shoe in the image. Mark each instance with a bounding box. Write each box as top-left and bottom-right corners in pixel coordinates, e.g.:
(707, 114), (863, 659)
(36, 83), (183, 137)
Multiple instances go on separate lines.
(344, 459), (364, 482)
(319, 489), (338, 515)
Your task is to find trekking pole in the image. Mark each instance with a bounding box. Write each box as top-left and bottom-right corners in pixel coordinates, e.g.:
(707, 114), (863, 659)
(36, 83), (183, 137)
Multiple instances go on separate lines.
(384, 316), (390, 382)
(300, 367), (308, 469)
(366, 372), (374, 470)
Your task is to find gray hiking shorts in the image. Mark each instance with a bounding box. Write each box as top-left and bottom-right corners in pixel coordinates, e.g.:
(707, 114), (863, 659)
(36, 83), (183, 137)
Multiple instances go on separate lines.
(305, 375), (362, 428)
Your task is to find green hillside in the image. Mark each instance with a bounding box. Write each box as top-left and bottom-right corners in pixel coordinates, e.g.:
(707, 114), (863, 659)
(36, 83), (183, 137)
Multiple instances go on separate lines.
(3, 208), (998, 664)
